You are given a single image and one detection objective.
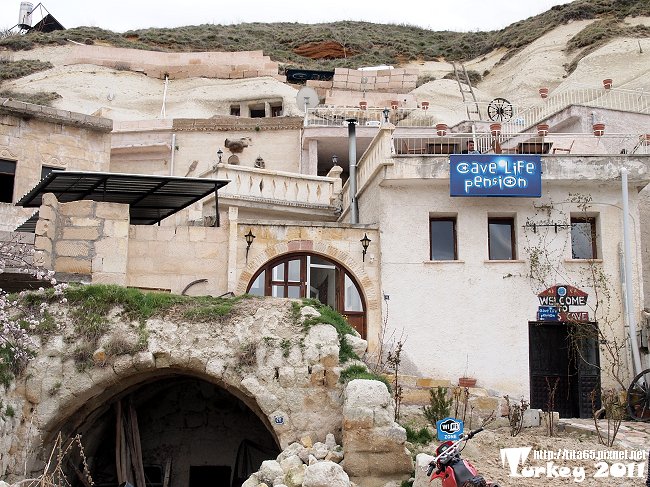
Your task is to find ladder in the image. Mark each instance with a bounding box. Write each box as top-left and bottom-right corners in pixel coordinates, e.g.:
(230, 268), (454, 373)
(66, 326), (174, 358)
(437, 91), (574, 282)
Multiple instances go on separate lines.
(452, 62), (481, 120)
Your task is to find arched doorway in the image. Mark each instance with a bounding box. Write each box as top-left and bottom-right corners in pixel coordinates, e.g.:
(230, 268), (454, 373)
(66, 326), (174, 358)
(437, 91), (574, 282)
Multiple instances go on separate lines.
(246, 253), (367, 337)
(68, 376), (280, 487)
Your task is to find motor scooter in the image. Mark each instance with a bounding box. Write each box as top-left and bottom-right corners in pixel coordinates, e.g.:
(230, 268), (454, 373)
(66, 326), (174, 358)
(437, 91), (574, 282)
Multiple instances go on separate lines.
(426, 427), (500, 487)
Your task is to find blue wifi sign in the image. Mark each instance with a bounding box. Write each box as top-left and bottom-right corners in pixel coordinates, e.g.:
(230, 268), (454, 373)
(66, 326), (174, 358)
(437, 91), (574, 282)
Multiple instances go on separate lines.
(436, 417), (464, 440)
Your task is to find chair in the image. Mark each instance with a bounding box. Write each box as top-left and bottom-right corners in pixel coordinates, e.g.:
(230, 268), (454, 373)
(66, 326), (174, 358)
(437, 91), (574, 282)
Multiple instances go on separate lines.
(552, 140), (574, 154)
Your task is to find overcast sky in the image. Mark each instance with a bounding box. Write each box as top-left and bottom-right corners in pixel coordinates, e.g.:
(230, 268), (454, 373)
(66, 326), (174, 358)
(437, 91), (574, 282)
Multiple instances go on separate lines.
(2, 0), (574, 33)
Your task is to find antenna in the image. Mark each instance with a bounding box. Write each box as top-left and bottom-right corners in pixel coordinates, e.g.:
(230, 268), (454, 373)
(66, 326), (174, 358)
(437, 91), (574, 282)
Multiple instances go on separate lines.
(296, 86), (319, 114)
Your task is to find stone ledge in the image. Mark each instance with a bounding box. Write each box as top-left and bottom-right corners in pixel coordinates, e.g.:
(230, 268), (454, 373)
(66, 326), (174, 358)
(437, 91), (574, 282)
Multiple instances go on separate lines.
(0, 98), (113, 133)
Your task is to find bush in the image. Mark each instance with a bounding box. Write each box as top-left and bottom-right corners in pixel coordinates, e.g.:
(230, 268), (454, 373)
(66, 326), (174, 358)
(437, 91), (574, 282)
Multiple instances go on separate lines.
(0, 59), (53, 81)
(423, 386), (452, 430)
(404, 424), (433, 444)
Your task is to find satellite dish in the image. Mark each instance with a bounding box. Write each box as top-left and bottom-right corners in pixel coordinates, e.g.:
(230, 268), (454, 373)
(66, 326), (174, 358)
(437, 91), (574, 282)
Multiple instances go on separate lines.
(296, 86), (319, 112)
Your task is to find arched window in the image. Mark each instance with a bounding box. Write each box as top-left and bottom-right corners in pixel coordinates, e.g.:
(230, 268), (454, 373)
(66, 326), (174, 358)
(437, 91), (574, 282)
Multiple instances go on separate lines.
(247, 253), (366, 337)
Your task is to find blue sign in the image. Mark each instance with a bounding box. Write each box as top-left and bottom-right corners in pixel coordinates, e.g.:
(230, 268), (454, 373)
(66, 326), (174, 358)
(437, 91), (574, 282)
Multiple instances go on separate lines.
(436, 417), (464, 441)
(537, 306), (559, 321)
(450, 154), (542, 197)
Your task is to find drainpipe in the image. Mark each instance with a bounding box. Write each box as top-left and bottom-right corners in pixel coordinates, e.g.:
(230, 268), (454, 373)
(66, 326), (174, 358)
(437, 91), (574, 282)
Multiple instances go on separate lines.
(347, 119), (359, 224)
(621, 167), (643, 376)
(170, 133), (176, 176)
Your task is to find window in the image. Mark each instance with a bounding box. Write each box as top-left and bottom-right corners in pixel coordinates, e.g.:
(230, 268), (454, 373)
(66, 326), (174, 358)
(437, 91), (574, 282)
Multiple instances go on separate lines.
(0, 159), (16, 203)
(270, 103), (283, 117)
(247, 253), (366, 337)
(230, 105), (240, 116)
(249, 103), (265, 118)
(488, 217), (515, 260)
(571, 217), (597, 259)
(430, 217), (457, 260)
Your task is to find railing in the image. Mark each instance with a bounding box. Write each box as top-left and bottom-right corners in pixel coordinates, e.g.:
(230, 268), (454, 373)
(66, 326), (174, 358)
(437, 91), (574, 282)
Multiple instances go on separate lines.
(501, 87), (650, 133)
(306, 87), (650, 132)
(209, 163), (341, 207)
(305, 107), (437, 128)
(391, 132), (650, 156)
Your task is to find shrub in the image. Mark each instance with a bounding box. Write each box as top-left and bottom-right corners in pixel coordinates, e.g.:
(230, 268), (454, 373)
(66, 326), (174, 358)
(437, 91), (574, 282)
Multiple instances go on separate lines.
(404, 424), (433, 444)
(339, 364), (391, 391)
(423, 386), (452, 429)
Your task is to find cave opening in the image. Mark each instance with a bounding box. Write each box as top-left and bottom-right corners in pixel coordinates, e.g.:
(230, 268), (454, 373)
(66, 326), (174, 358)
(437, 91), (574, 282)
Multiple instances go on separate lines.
(68, 375), (279, 487)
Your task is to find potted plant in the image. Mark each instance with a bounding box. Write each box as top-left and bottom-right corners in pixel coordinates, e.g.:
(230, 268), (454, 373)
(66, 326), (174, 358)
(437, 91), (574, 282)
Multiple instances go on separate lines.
(359, 100), (368, 110)
(421, 101), (430, 110)
(537, 123), (549, 136)
(490, 122), (502, 136)
(436, 123), (448, 136)
(593, 122), (605, 136)
(603, 78), (613, 90)
(391, 100), (399, 110)
(539, 87), (549, 99)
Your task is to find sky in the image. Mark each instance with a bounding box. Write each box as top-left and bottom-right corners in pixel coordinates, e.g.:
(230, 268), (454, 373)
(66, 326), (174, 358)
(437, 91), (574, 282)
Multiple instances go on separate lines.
(1, 0), (575, 33)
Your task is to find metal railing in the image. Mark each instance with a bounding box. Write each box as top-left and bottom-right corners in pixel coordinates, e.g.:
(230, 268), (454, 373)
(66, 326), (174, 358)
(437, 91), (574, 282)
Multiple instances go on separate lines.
(391, 132), (650, 156)
(306, 87), (650, 132)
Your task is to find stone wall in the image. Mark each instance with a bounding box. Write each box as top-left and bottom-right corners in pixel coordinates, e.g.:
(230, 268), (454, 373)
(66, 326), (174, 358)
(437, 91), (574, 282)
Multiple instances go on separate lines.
(0, 301), (357, 482)
(333, 68), (418, 93)
(65, 45), (280, 80)
(0, 98), (112, 232)
(35, 195), (130, 285)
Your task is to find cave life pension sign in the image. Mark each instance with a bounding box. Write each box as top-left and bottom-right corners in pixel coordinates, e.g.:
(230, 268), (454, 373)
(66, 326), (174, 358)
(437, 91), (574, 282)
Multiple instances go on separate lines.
(449, 154), (542, 197)
(537, 284), (590, 322)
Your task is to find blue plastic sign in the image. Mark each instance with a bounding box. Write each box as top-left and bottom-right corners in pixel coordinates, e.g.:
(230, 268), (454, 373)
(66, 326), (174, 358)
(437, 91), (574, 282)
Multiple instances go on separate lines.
(450, 154), (542, 197)
(436, 417), (464, 441)
(537, 306), (559, 321)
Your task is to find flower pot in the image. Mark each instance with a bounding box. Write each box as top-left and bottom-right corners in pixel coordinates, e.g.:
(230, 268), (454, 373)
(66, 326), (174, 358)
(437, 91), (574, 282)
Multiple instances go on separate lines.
(537, 123), (549, 136)
(359, 101), (367, 110)
(391, 100), (399, 110)
(539, 87), (549, 99)
(641, 134), (650, 146)
(436, 123), (448, 136)
(603, 78), (613, 90)
(490, 123), (502, 136)
(593, 123), (605, 136)
(421, 101), (429, 110)
(459, 377), (477, 388)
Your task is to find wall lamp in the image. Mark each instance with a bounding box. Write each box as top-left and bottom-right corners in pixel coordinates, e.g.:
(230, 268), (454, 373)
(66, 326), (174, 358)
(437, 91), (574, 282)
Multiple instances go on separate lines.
(245, 229), (256, 261)
(382, 107), (390, 123)
(332, 154), (338, 166)
(360, 233), (371, 262)
(217, 148), (223, 163)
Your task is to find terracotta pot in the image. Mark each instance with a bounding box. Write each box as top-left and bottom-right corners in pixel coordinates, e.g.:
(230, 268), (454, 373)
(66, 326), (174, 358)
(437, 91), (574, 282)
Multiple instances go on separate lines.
(436, 123), (448, 136)
(537, 123), (549, 136)
(391, 100), (399, 110)
(593, 123), (605, 136)
(640, 134), (650, 145)
(603, 78), (613, 90)
(458, 377), (477, 388)
(421, 101), (429, 110)
(490, 123), (502, 136)
(359, 101), (367, 110)
(539, 87), (549, 99)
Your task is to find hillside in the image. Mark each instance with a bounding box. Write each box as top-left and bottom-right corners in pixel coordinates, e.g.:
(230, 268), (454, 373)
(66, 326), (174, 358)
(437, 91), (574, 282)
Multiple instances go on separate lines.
(0, 0), (649, 124)
(1, 0), (649, 72)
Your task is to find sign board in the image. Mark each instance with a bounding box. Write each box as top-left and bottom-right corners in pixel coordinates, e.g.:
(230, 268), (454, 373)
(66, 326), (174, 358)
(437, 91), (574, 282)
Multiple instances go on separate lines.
(450, 154), (542, 197)
(537, 306), (559, 321)
(537, 285), (590, 322)
(436, 417), (464, 441)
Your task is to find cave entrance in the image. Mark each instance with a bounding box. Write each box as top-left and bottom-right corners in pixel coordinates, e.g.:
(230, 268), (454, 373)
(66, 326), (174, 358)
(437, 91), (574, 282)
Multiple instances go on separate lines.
(75, 376), (279, 487)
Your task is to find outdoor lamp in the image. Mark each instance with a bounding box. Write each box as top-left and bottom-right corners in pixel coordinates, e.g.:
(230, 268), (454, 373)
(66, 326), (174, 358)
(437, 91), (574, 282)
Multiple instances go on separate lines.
(382, 107), (390, 123)
(360, 233), (371, 262)
(332, 154), (338, 166)
(245, 229), (256, 260)
(217, 148), (223, 163)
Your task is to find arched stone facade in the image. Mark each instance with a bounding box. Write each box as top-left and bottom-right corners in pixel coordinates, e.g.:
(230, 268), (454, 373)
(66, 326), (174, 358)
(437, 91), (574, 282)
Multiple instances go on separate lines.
(0, 298), (349, 482)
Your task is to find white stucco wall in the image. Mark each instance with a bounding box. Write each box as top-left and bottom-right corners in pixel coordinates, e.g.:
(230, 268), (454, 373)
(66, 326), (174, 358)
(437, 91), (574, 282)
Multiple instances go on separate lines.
(358, 155), (648, 398)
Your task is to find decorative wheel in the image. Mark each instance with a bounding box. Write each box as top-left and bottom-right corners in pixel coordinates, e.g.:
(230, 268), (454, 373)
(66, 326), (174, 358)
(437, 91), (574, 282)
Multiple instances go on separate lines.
(626, 368), (650, 421)
(487, 98), (513, 122)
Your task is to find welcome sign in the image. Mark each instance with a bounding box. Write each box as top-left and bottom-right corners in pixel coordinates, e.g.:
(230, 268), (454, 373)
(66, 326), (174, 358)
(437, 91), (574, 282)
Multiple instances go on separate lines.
(450, 154), (542, 197)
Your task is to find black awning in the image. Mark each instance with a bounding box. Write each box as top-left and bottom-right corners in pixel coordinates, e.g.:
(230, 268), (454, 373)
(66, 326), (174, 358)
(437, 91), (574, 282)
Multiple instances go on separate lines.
(16, 171), (229, 227)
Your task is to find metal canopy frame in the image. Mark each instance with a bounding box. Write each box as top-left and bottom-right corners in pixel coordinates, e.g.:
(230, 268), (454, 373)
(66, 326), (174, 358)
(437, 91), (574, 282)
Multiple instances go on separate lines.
(16, 171), (229, 227)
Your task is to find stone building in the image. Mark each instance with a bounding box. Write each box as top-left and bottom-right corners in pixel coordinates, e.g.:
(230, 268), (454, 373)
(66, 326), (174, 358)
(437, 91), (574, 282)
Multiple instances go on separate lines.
(2, 43), (650, 487)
